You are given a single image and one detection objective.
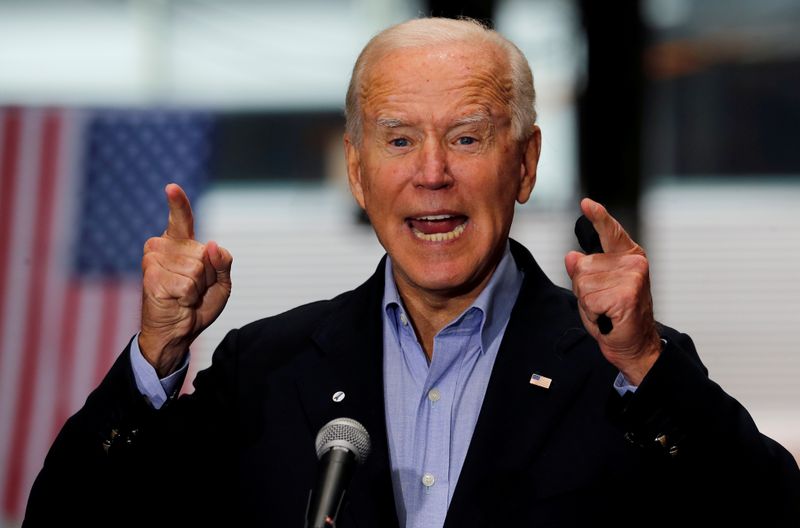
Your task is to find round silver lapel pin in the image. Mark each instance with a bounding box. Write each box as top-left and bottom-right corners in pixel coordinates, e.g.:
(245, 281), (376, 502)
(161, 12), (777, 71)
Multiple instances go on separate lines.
(332, 391), (346, 403)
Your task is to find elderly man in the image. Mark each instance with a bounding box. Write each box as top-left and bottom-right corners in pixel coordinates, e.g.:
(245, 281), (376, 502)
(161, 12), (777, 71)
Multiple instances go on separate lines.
(24, 17), (799, 528)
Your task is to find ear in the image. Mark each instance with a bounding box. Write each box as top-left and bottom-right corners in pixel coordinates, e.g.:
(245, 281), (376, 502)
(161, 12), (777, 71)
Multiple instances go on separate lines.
(516, 125), (541, 205)
(344, 134), (366, 210)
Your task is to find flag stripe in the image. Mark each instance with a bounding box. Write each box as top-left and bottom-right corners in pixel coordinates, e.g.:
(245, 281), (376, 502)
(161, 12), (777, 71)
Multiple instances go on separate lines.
(3, 111), (62, 516)
(71, 285), (105, 414)
(93, 282), (122, 387)
(49, 111), (87, 440)
(117, 283), (141, 354)
(51, 282), (82, 438)
(0, 108), (21, 368)
(0, 109), (39, 524)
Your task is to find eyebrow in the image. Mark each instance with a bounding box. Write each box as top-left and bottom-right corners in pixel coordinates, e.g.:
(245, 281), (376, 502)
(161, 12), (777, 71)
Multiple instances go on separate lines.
(450, 113), (491, 127)
(375, 113), (491, 130)
(376, 117), (407, 129)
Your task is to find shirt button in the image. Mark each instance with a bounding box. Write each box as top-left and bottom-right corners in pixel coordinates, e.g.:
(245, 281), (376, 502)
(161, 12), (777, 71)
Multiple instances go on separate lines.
(428, 388), (441, 402)
(400, 313), (409, 326)
(421, 473), (435, 487)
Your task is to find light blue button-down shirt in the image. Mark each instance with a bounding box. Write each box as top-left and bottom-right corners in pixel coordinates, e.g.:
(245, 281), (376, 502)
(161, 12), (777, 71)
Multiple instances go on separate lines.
(382, 244), (523, 528)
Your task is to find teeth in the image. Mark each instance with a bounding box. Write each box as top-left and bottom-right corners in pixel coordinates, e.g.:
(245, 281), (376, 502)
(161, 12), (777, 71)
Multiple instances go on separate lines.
(415, 214), (454, 221)
(412, 222), (467, 242)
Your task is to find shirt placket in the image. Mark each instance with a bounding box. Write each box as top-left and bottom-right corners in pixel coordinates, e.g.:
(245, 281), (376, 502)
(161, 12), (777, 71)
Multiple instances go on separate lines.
(395, 307), (484, 528)
(416, 336), (454, 525)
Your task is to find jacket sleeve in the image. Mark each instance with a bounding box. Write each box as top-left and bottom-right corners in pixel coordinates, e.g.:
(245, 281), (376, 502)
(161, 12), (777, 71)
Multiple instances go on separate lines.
(614, 325), (800, 525)
(23, 330), (243, 526)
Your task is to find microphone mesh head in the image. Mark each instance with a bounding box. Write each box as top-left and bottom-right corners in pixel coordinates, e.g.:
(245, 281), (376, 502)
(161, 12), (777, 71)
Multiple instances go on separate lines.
(315, 417), (372, 464)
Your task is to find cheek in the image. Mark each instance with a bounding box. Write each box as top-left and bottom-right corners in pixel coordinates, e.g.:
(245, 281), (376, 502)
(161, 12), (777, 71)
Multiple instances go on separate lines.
(361, 166), (405, 210)
(376, 161), (412, 190)
(474, 169), (523, 221)
(464, 156), (516, 195)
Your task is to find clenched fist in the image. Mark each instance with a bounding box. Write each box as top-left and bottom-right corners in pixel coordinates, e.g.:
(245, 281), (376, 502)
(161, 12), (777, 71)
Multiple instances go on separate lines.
(565, 198), (661, 386)
(139, 183), (233, 377)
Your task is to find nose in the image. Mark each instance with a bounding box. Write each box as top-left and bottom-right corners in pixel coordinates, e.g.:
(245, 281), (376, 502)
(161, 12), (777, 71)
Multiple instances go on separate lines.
(413, 138), (453, 190)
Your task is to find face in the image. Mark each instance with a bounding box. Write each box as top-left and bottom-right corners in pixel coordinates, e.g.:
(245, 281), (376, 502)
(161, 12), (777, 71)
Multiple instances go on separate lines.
(345, 41), (541, 302)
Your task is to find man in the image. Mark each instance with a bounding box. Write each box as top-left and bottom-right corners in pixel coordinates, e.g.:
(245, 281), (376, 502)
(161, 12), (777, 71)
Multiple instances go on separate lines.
(24, 17), (800, 527)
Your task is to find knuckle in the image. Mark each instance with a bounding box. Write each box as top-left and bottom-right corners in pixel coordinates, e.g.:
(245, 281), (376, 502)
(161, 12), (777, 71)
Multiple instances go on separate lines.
(174, 275), (195, 298)
(571, 281), (582, 300)
(573, 255), (592, 276)
(631, 253), (648, 268)
(142, 266), (165, 294)
(143, 237), (161, 254)
(141, 252), (159, 270)
(572, 276), (589, 299)
(579, 292), (600, 316)
(633, 268), (649, 288)
(577, 296), (590, 314)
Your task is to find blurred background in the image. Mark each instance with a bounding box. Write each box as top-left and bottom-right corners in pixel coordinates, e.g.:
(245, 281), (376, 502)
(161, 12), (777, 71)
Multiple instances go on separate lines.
(1, 0), (799, 524)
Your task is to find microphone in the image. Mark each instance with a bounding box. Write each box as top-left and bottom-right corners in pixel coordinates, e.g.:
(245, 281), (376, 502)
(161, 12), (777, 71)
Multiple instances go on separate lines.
(305, 418), (372, 528)
(574, 214), (613, 335)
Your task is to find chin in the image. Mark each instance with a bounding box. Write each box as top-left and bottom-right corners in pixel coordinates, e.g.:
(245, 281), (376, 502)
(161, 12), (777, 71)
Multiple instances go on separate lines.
(405, 260), (484, 295)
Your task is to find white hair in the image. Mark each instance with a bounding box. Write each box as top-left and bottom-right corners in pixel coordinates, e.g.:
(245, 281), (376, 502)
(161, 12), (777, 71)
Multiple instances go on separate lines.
(345, 17), (537, 144)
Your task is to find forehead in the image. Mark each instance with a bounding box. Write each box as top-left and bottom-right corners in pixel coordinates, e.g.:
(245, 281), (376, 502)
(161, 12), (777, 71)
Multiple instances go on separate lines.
(359, 41), (513, 126)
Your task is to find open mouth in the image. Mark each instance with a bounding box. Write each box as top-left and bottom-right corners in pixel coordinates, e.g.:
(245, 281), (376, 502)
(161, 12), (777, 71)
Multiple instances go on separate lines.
(407, 214), (468, 242)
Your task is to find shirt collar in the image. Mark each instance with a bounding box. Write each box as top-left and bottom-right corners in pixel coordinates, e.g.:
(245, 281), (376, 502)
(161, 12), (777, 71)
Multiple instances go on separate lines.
(382, 241), (524, 354)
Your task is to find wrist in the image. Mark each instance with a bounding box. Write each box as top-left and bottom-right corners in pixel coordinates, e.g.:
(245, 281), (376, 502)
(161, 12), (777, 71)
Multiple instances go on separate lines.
(619, 336), (662, 386)
(137, 331), (189, 378)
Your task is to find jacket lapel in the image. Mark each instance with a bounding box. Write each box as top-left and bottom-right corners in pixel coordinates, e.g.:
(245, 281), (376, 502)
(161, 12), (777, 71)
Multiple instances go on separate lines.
(444, 241), (599, 527)
(294, 256), (400, 528)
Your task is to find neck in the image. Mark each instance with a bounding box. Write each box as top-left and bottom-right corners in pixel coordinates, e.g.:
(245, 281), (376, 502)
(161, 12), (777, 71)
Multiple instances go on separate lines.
(394, 268), (497, 361)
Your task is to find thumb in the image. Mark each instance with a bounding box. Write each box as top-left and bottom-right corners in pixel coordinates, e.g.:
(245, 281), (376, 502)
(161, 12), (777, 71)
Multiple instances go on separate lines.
(207, 241), (233, 285)
(564, 250), (583, 280)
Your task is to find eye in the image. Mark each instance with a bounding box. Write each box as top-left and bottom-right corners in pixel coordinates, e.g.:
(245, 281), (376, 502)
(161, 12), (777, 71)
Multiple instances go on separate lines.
(457, 136), (476, 145)
(390, 137), (410, 148)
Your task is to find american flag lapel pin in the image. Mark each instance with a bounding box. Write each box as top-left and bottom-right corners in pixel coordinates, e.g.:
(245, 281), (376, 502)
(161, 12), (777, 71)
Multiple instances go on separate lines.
(529, 372), (552, 389)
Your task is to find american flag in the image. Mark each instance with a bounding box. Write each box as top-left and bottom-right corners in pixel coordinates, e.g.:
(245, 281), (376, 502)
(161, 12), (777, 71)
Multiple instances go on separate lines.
(0, 107), (213, 524)
(529, 372), (552, 389)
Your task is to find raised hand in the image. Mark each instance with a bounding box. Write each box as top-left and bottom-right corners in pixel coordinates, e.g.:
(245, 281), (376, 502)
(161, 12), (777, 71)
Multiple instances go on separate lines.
(139, 183), (233, 377)
(564, 198), (661, 385)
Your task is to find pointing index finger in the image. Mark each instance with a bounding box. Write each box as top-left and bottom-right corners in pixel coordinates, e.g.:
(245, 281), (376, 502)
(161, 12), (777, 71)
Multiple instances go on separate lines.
(580, 198), (636, 254)
(164, 183), (195, 240)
